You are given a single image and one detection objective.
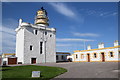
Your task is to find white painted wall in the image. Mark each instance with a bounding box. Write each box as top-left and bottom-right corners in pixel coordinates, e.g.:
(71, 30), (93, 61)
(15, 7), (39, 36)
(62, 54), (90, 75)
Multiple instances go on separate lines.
(16, 24), (56, 64)
(72, 47), (120, 62)
(15, 27), (24, 63)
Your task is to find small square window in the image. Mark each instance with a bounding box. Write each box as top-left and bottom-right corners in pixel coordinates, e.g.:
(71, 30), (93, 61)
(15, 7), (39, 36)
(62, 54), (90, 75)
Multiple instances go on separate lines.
(45, 32), (47, 35)
(110, 52), (113, 57)
(50, 35), (52, 37)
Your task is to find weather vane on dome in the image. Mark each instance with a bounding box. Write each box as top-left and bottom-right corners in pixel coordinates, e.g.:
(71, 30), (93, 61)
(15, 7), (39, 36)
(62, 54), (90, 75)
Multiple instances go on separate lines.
(41, 7), (44, 10)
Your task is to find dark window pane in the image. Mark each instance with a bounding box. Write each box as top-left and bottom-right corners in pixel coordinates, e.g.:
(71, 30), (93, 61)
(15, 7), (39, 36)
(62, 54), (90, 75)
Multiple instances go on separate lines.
(30, 45), (32, 50)
(40, 42), (43, 54)
(94, 53), (97, 58)
(56, 55), (58, 60)
(45, 32), (47, 35)
(50, 35), (52, 37)
(110, 52), (113, 57)
(76, 54), (78, 58)
(35, 30), (37, 35)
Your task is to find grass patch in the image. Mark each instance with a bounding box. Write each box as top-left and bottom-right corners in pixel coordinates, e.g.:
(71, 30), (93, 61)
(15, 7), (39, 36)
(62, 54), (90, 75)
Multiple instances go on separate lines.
(1, 65), (67, 80)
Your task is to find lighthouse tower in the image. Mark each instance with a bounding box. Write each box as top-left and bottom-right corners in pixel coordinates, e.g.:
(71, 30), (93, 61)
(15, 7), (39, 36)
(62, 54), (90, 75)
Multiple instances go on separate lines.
(15, 7), (56, 64)
(35, 7), (49, 27)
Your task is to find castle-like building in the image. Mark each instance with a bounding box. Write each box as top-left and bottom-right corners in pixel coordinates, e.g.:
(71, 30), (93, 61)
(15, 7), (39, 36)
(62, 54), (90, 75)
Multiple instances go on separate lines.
(71, 40), (120, 62)
(15, 7), (56, 64)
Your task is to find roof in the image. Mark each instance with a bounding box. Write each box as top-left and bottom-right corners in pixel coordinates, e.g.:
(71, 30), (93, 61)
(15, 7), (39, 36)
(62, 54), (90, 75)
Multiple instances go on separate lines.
(56, 52), (71, 54)
(2, 53), (15, 56)
(74, 45), (120, 53)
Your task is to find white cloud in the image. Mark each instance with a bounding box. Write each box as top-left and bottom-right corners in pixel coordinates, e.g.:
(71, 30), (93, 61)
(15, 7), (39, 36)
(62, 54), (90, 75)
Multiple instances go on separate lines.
(56, 44), (72, 47)
(1, 18), (17, 53)
(73, 32), (99, 37)
(49, 3), (76, 19)
(1, 27), (16, 50)
(0, 26), (15, 35)
(56, 38), (95, 42)
(81, 9), (118, 17)
(56, 43), (84, 47)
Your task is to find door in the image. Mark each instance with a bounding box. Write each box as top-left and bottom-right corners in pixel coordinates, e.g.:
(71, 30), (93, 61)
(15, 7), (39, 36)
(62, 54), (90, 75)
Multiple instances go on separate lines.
(101, 53), (105, 62)
(31, 58), (36, 64)
(87, 54), (90, 62)
(8, 58), (17, 65)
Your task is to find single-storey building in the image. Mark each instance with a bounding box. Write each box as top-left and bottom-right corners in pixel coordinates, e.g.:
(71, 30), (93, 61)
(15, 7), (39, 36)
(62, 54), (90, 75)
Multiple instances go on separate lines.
(2, 53), (17, 65)
(56, 52), (71, 62)
(71, 40), (120, 62)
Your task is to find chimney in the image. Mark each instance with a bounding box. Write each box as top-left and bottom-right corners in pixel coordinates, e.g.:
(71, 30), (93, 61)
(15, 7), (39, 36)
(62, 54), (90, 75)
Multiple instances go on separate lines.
(19, 19), (22, 26)
(98, 43), (104, 48)
(114, 40), (119, 46)
(87, 45), (91, 50)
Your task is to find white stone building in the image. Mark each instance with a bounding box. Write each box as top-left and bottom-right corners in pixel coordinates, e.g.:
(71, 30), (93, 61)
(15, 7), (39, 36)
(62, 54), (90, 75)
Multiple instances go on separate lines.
(72, 40), (120, 62)
(15, 7), (56, 64)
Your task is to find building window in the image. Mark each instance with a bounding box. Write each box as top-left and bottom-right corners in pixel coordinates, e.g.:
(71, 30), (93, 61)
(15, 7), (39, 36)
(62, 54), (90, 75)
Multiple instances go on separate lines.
(76, 54), (78, 58)
(94, 53), (97, 58)
(110, 52), (114, 57)
(40, 42), (43, 54)
(50, 34), (52, 37)
(45, 32), (47, 35)
(81, 54), (84, 59)
(30, 45), (33, 51)
(119, 51), (120, 58)
(34, 30), (38, 35)
(56, 55), (58, 60)
(62, 55), (64, 60)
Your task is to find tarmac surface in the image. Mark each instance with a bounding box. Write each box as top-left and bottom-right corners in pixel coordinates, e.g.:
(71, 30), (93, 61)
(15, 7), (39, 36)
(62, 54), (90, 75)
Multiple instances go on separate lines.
(36, 62), (119, 78)
(8, 62), (119, 79)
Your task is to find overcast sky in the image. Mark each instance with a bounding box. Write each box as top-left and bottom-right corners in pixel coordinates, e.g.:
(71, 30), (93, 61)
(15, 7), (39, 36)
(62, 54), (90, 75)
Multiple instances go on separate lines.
(1, 2), (118, 54)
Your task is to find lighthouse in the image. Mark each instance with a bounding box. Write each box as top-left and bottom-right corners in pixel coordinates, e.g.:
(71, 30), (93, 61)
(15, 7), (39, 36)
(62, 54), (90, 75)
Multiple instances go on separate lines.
(15, 7), (56, 64)
(35, 7), (49, 27)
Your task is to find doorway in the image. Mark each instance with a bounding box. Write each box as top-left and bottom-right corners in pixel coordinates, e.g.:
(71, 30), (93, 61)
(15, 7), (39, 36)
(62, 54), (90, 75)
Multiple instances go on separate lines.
(31, 58), (36, 64)
(8, 57), (17, 65)
(101, 53), (105, 62)
(87, 54), (90, 62)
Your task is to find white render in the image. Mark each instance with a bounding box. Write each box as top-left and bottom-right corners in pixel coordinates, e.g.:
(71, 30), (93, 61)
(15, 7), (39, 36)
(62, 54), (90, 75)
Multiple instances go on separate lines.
(72, 41), (120, 62)
(87, 45), (91, 50)
(98, 43), (104, 49)
(15, 21), (56, 64)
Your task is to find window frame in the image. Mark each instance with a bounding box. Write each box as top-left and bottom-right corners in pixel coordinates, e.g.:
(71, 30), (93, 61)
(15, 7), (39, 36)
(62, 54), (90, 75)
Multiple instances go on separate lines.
(45, 31), (47, 35)
(56, 55), (59, 60)
(109, 51), (114, 57)
(81, 54), (84, 59)
(94, 53), (97, 58)
(119, 51), (120, 58)
(30, 45), (33, 51)
(50, 34), (52, 37)
(34, 29), (38, 35)
(40, 42), (43, 54)
(76, 54), (78, 59)
(61, 55), (64, 60)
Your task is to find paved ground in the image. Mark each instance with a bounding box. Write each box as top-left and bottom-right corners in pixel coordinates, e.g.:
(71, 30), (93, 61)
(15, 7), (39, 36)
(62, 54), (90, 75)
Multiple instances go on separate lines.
(36, 62), (119, 78)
